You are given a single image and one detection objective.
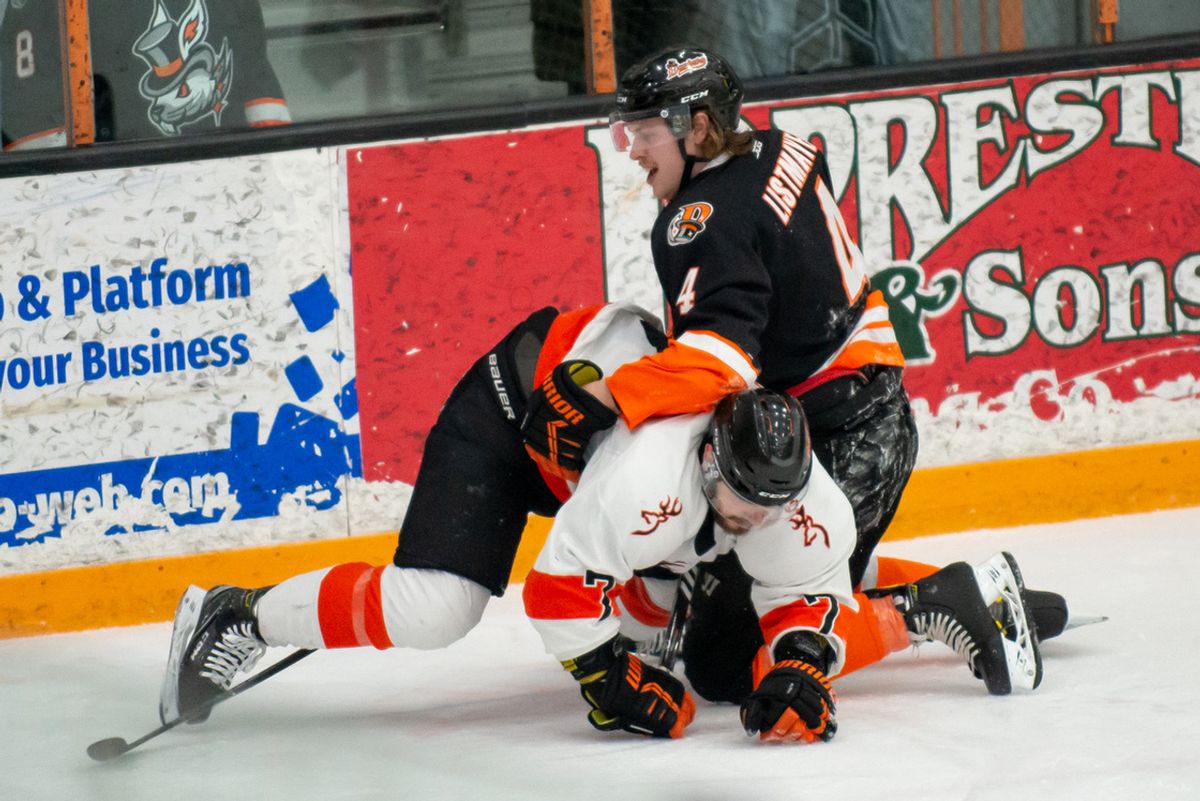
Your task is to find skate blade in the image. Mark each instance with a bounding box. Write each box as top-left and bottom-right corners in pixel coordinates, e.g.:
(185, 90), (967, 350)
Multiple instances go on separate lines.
(158, 586), (207, 725)
(1063, 614), (1109, 631)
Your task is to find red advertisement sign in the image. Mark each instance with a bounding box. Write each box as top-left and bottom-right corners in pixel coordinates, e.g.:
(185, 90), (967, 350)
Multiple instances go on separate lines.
(347, 130), (605, 483)
(763, 59), (1200, 432)
(348, 57), (1200, 481)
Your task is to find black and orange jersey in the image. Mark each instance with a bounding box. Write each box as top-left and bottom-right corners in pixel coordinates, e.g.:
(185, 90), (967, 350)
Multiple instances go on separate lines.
(608, 129), (903, 427)
(2, 0), (289, 151)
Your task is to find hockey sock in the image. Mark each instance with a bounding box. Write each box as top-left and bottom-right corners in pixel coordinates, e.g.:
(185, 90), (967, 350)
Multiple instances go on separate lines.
(255, 564), (490, 651)
(829, 592), (910, 677)
(316, 562), (394, 649)
(256, 562), (392, 650)
(874, 556), (938, 587)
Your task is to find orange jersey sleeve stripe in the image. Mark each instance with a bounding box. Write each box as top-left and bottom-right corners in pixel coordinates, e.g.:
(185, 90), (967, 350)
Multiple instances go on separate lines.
(620, 576), (671, 627)
(758, 595), (840, 648)
(828, 339), (905, 371)
(676, 330), (758, 384)
(532, 305), (606, 387)
(244, 98), (291, 126)
(317, 562), (393, 649)
(607, 337), (752, 429)
(810, 290), (905, 375)
(523, 569), (623, 621)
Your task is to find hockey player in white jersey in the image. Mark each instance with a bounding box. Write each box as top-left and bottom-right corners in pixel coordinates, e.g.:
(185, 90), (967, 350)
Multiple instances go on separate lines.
(523, 388), (1040, 741)
(159, 303), (1041, 742)
(524, 387), (855, 740)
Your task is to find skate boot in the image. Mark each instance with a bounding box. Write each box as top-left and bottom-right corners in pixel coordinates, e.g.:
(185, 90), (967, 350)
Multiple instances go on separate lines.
(159, 585), (271, 725)
(892, 552), (1042, 695)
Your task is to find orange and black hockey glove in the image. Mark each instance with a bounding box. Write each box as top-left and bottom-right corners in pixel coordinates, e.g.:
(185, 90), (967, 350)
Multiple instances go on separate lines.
(563, 638), (696, 739)
(521, 360), (618, 481)
(741, 633), (837, 743)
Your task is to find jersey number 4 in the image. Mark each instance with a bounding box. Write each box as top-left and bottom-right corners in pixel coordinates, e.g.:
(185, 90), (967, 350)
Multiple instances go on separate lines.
(816, 177), (867, 302)
(675, 266), (700, 316)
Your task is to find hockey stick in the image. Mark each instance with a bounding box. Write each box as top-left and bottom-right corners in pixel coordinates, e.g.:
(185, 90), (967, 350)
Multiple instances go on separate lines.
(659, 569), (696, 672)
(86, 648), (314, 762)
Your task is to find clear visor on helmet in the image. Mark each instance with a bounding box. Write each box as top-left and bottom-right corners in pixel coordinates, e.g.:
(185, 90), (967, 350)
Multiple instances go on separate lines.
(608, 104), (693, 152)
(700, 444), (797, 532)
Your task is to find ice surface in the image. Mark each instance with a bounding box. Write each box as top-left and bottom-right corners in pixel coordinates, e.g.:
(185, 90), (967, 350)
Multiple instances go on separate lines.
(2, 507), (1199, 801)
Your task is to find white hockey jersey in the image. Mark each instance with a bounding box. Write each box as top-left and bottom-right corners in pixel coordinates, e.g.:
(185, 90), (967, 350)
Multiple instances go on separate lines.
(522, 385), (858, 675)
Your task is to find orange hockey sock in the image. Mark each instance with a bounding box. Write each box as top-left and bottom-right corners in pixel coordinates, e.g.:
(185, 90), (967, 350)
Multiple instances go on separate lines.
(873, 556), (938, 587)
(316, 562), (393, 649)
(833, 592), (911, 677)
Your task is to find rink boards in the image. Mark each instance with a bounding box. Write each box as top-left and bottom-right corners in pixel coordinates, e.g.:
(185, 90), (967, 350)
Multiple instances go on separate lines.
(2, 55), (1200, 635)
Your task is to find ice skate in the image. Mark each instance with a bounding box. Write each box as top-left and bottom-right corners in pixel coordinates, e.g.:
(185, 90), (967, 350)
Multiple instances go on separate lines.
(893, 552), (1042, 695)
(1024, 588), (1066, 639)
(159, 585), (270, 725)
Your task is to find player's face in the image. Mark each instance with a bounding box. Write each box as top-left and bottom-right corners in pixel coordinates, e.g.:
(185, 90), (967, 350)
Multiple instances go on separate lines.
(624, 118), (686, 201)
(700, 445), (792, 535)
(706, 480), (773, 534)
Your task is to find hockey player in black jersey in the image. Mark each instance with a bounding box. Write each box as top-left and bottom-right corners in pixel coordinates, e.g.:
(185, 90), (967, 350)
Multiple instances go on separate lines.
(520, 46), (1070, 702)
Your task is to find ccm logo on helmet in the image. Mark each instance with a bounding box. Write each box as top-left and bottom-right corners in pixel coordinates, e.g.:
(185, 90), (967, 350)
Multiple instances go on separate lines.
(680, 90), (709, 104)
(666, 55), (709, 80)
(667, 202), (714, 246)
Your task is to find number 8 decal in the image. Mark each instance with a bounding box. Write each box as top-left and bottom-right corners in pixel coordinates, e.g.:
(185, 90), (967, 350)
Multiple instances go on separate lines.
(16, 30), (35, 78)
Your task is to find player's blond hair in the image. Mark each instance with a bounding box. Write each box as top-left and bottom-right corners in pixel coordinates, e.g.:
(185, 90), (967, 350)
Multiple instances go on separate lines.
(694, 110), (756, 159)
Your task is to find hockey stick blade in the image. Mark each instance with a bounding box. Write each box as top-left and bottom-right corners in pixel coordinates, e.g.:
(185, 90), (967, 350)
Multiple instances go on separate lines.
(86, 648), (314, 762)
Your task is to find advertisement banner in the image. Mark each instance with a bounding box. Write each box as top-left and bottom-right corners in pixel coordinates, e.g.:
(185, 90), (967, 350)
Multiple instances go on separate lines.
(757, 58), (1200, 464)
(6, 55), (1200, 577)
(0, 150), (364, 572)
(345, 58), (1200, 480)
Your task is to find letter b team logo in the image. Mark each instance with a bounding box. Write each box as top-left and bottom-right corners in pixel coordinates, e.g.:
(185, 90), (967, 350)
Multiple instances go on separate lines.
(667, 202), (714, 246)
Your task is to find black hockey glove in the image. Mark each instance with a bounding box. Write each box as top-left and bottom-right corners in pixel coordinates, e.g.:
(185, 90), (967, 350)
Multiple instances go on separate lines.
(521, 360), (618, 481)
(564, 639), (696, 739)
(741, 659), (837, 743)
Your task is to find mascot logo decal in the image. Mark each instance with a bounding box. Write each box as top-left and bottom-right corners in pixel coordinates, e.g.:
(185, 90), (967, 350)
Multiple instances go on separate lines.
(133, 0), (233, 136)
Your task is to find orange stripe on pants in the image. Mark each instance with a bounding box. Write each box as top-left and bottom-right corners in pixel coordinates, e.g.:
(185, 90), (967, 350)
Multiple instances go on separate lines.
(317, 563), (394, 649)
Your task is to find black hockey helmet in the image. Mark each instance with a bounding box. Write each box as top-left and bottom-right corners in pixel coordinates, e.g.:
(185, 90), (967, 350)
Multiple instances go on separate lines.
(705, 389), (812, 508)
(609, 46), (745, 151)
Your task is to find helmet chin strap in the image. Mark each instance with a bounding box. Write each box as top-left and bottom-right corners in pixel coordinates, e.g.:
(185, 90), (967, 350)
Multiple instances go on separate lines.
(676, 139), (710, 196)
